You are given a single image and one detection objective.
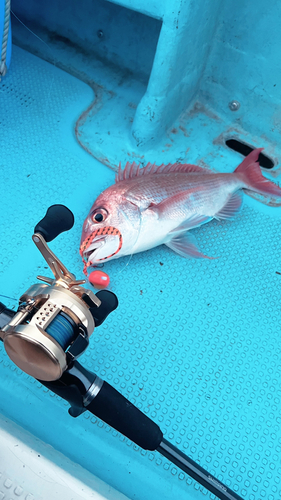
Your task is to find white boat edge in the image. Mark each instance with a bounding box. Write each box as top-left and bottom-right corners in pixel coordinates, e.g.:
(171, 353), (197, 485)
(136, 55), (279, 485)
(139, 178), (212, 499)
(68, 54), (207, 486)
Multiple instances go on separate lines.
(0, 412), (130, 500)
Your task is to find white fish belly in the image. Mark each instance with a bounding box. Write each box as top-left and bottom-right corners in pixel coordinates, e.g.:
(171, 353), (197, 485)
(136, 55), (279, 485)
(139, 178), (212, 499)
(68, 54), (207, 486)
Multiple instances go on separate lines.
(130, 211), (176, 254)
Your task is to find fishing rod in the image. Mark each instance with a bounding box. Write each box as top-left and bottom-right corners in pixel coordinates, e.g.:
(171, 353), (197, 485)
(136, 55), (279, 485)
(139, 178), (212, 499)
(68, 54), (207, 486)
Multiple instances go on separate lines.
(0, 205), (243, 500)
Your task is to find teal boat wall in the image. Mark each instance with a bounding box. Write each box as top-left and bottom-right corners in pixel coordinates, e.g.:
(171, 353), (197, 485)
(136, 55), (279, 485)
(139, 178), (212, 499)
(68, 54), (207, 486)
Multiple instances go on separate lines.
(0, 0), (12, 73)
(9, 0), (222, 148)
(11, 0), (162, 84)
(200, 0), (281, 152)
(11, 0), (281, 160)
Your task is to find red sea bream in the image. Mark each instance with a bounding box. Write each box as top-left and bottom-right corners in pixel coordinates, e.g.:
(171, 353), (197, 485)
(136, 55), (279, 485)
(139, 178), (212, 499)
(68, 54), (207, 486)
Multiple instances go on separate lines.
(80, 149), (281, 273)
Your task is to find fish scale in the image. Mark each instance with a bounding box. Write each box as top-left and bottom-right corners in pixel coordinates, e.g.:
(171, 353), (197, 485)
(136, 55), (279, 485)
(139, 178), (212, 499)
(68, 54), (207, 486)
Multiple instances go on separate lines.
(124, 174), (238, 214)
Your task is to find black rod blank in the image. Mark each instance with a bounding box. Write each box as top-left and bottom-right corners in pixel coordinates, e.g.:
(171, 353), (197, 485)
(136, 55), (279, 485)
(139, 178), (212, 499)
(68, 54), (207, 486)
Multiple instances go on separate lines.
(157, 438), (243, 500)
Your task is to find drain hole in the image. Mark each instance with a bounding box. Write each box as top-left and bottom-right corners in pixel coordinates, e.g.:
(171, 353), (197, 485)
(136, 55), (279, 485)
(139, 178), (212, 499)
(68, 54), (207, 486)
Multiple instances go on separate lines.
(225, 139), (274, 169)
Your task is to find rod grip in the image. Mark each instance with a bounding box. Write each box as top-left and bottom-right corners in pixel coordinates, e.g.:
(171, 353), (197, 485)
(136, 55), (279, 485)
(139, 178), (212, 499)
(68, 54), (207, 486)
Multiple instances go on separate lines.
(34, 205), (74, 242)
(87, 381), (163, 450)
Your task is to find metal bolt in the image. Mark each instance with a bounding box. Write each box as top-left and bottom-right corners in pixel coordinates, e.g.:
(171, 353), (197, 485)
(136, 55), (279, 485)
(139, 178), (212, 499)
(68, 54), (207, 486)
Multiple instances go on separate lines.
(97, 30), (104, 39)
(229, 100), (240, 111)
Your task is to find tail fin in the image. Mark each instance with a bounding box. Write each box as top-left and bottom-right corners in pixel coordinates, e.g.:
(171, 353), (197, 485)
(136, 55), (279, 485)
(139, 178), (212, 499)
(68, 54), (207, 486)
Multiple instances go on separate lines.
(235, 148), (281, 198)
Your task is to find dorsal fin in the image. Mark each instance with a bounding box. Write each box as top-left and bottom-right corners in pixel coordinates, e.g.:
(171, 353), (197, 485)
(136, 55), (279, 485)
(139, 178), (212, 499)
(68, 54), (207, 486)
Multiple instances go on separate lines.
(115, 162), (212, 183)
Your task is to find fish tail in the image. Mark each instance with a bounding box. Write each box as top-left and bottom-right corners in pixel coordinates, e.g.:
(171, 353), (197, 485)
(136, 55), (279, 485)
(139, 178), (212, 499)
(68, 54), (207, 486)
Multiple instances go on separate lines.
(235, 148), (281, 198)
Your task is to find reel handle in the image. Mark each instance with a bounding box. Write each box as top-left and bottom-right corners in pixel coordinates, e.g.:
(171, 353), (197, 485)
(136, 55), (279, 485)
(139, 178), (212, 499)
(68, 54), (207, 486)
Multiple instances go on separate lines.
(34, 205), (74, 242)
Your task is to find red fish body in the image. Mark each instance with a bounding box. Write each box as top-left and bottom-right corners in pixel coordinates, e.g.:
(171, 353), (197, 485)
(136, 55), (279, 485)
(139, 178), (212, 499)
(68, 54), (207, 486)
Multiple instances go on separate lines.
(80, 149), (281, 272)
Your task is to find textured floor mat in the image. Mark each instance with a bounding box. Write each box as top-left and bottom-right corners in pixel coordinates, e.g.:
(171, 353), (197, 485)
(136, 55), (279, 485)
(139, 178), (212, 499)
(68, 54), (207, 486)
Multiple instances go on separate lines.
(1, 47), (281, 500)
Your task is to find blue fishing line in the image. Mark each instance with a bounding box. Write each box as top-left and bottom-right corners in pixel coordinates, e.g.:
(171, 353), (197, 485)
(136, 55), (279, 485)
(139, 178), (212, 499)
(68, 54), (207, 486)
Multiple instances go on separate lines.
(46, 314), (76, 350)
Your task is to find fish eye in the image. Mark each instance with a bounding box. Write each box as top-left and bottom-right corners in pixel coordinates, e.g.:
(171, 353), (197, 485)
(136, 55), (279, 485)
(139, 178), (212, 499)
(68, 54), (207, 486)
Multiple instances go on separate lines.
(92, 208), (108, 223)
(94, 213), (103, 222)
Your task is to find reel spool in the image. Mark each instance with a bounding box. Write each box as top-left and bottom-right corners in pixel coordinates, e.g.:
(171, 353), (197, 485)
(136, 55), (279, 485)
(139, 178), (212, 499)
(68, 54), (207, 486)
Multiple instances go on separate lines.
(2, 283), (97, 381)
(0, 205), (100, 381)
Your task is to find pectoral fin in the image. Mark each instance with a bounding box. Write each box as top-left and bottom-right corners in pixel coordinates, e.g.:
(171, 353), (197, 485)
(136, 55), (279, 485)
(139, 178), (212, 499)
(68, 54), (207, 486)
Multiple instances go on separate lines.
(169, 214), (212, 234)
(166, 232), (215, 259)
(153, 189), (200, 216)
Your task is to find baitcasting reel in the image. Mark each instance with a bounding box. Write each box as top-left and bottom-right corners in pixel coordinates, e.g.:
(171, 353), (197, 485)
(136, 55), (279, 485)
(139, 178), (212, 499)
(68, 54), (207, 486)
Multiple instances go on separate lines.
(0, 205), (243, 500)
(0, 205), (117, 381)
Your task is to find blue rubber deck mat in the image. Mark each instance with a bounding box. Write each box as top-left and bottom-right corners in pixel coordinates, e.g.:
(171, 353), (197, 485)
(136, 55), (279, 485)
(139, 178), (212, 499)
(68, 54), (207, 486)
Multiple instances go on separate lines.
(1, 46), (281, 500)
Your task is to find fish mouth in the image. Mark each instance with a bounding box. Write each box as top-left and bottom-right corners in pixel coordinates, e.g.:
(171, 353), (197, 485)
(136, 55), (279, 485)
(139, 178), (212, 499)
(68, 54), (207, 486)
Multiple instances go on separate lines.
(80, 226), (123, 274)
(82, 237), (106, 266)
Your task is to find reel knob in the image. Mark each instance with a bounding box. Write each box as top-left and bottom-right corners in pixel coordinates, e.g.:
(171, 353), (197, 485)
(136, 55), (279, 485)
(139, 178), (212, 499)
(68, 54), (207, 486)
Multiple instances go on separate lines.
(34, 205), (74, 242)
